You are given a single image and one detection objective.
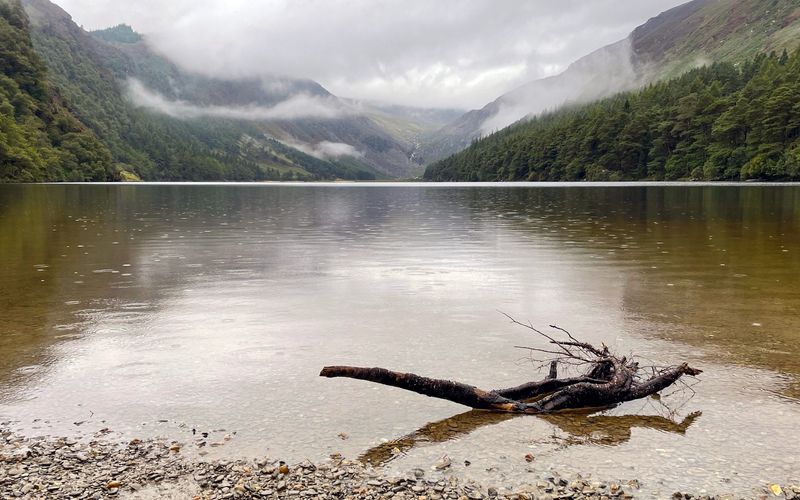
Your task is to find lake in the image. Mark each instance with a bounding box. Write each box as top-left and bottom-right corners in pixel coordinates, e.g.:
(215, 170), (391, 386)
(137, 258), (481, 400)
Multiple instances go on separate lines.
(1, 182), (798, 497)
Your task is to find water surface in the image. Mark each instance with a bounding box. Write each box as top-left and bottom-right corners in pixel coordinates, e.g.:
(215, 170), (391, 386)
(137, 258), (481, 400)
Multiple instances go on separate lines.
(1, 183), (798, 497)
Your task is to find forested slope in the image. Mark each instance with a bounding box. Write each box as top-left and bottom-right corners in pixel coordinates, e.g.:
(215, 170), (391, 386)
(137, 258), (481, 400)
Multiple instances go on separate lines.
(425, 50), (800, 182)
(0, 0), (112, 181)
(422, 0), (800, 165)
(1, 0), (393, 182)
(19, 0), (374, 182)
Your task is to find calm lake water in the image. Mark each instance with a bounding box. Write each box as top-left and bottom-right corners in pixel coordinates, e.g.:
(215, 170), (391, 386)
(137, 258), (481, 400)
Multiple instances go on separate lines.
(1, 183), (799, 496)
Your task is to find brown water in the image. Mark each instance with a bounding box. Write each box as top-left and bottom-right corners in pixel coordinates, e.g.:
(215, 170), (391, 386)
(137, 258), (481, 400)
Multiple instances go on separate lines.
(1, 183), (799, 497)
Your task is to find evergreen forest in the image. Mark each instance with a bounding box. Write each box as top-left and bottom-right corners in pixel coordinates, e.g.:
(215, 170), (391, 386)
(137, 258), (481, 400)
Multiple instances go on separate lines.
(425, 50), (800, 182)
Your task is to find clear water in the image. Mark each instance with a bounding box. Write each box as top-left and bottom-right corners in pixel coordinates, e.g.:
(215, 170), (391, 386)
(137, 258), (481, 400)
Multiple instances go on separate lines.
(1, 183), (798, 497)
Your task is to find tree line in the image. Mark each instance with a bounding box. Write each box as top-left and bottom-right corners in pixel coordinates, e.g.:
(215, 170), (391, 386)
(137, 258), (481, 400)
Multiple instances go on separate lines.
(425, 49), (800, 182)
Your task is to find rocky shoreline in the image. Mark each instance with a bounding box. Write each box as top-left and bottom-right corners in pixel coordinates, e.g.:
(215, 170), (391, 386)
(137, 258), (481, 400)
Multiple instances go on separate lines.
(2, 429), (798, 500)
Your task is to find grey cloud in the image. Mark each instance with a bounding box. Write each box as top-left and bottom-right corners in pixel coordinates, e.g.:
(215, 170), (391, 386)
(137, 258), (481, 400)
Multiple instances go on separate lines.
(313, 141), (364, 159)
(59, 0), (688, 109)
(480, 39), (645, 134)
(283, 139), (365, 160)
(126, 79), (349, 120)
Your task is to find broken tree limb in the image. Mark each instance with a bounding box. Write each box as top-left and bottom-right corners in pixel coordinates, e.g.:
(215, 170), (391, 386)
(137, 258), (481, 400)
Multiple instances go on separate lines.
(320, 320), (702, 415)
(319, 366), (527, 411)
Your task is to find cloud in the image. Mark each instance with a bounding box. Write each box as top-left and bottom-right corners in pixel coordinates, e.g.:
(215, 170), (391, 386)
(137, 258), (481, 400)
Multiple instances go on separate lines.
(126, 79), (365, 160)
(126, 79), (349, 120)
(314, 141), (364, 159)
(479, 38), (646, 134)
(57, 0), (688, 109)
(284, 140), (365, 160)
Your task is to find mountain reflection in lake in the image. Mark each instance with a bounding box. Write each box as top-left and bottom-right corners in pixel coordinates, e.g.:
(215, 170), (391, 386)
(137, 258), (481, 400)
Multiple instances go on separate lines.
(0, 183), (798, 496)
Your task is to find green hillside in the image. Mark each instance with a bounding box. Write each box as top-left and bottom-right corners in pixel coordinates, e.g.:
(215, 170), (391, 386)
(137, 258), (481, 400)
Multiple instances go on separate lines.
(17, 0), (374, 182)
(423, 0), (800, 166)
(424, 50), (800, 182)
(0, 0), (112, 181)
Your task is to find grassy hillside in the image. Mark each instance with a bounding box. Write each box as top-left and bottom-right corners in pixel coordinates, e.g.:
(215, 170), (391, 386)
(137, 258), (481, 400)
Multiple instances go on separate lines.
(633, 0), (800, 77)
(0, 0), (112, 182)
(424, 50), (800, 182)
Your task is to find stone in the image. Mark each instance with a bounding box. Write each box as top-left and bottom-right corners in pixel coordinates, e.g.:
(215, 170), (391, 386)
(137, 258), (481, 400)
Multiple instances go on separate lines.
(432, 455), (452, 471)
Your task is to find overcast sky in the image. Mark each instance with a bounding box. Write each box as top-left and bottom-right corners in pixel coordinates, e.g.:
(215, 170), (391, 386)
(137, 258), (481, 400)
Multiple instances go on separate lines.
(56, 0), (688, 109)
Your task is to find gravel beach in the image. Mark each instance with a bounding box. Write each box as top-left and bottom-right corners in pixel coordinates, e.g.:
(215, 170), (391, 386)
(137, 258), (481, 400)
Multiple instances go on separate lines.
(1, 427), (798, 500)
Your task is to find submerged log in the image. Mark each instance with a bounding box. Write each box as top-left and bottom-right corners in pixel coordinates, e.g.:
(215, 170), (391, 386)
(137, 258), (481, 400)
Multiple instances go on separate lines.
(320, 322), (702, 415)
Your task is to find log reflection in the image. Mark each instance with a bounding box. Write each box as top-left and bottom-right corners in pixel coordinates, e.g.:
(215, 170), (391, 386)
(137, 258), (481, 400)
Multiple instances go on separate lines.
(541, 410), (701, 447)
(359, 410), (701, 466)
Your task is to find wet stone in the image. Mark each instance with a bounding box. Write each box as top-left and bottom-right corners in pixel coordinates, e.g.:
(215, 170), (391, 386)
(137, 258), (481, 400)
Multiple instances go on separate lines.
(0, 427), (788, 500)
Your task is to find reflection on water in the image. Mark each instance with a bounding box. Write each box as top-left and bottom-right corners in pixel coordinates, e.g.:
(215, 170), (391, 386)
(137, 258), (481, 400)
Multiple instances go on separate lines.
(0, 183), (799, 497)
(360, 409), (702, 467)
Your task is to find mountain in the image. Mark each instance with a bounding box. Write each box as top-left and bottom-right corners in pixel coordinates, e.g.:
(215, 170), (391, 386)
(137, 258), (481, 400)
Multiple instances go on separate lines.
(424, 49), (800, 182)
(13, 0), (369, 181)
(83, 19), (460, 179)
(0, 0), (112, 181)
(422, 0), (800, 165)
(6, 0), (450, 182)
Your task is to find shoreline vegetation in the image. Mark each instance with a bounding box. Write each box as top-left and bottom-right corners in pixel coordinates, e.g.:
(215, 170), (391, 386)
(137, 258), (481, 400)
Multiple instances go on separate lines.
(1, 428), (797, 499)
(424, 50), (800, 183)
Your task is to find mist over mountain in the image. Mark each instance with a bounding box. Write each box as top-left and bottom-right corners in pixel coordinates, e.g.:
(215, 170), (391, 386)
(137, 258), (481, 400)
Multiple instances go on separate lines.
(422, 0), (800, 165)
(424, 0), (800, 182)
(3, 0), (799, 182)
(56, 0), (687, 110)
(9, 0), (463, 181)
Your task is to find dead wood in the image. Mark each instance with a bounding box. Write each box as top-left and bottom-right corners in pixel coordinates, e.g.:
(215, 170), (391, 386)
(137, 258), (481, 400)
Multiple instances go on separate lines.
(320, 318), (702, 415)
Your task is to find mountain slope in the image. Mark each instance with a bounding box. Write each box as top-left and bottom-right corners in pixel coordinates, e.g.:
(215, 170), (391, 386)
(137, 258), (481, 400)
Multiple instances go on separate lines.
(632, 0), (800, 76)
(424, 50), (800, 182)
(422, 0), (800, 165)
(0, 0), (112, 181)
(16, 0), (453, 180)
(86, 21), (438, 178)
(19, 0), (386, 181)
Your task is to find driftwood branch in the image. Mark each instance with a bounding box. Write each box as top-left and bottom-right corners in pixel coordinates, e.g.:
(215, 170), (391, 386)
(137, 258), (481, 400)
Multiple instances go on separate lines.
(320, 318), (702, 415)
(319, 366), (527, 411)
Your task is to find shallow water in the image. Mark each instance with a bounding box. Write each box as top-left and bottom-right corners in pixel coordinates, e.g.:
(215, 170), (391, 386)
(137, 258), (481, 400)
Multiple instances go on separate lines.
(1, 183), (799, 497)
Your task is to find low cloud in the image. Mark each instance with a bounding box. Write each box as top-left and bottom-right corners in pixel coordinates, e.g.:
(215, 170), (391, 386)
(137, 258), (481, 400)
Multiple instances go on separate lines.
(314, 141), (363, 158)
(60, 0), (688, 109)
(479, 38), (647, 134)
(126, 79), (349, 121)
(283, 139), (364, 160)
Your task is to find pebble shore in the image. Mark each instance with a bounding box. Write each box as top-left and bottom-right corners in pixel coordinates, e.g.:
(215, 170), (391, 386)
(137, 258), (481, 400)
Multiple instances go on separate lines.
(2, 428), (798, 500)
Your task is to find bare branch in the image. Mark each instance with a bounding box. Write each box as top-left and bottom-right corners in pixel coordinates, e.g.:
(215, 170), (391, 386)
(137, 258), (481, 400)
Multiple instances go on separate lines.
(321, 320), (702, 416)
